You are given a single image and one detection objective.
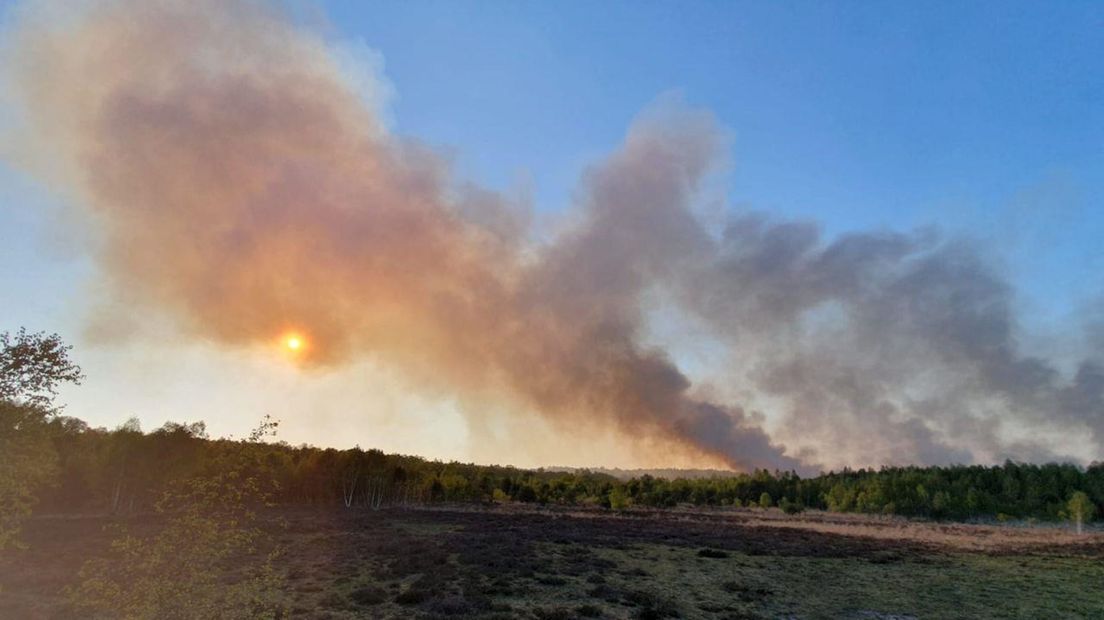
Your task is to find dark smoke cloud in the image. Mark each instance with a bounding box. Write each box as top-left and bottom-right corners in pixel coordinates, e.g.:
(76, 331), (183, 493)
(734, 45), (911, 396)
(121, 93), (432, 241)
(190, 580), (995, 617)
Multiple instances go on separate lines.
(4, 0), (1100, 471)
(671, 219), (1102, 467)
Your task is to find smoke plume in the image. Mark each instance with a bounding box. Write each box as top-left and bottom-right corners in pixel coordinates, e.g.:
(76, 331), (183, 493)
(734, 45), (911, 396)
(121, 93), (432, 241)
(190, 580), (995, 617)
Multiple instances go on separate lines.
(3, 0), (1100, 471)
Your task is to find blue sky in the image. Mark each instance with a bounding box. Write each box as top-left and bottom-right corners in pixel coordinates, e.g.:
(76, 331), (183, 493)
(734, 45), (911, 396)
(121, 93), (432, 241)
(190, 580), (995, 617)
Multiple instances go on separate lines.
(1, 0), (1102, 463)
(316, 0), (1102, 318)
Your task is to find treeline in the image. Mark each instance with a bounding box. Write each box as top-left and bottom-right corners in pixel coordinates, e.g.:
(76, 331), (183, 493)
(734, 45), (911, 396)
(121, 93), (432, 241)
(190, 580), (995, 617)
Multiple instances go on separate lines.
(27, 413), (1104, 524)
(33, 415), (618, 515)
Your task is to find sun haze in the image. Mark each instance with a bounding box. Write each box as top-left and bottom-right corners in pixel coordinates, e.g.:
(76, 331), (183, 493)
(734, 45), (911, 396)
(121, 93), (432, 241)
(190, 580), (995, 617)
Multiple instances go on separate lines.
(282, 333), (305, 354)
(1, 0), (1101, 472)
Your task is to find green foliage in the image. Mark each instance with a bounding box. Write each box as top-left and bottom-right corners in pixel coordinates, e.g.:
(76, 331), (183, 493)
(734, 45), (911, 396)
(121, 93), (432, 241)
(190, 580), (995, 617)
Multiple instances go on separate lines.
(779, 497), (804, 514)
(70, 475), (284, 618)
(68, 419), (286, 619)
(5, 328), (1103, 537)
(0, 402), (58, 550)
(608, 486), (631, 510)
(1067, 491), (1096, 533)
(0, 328), (82, 550)
(0, 328), (83, 411)
(20, 409), (1104, 526)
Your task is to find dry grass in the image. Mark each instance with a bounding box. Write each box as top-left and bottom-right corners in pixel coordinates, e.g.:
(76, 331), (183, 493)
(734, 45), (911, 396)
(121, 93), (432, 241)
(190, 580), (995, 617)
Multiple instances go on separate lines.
(700, 507), (1104, 553)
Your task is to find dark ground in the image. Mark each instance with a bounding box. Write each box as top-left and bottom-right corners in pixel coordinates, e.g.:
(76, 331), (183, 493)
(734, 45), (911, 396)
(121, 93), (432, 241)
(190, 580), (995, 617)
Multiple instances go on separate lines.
(3, 505), (1103, 619)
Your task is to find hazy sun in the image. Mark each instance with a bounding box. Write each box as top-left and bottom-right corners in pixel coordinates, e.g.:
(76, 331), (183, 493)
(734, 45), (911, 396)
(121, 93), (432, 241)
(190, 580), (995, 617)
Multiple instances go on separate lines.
(282, 333), (305, 354)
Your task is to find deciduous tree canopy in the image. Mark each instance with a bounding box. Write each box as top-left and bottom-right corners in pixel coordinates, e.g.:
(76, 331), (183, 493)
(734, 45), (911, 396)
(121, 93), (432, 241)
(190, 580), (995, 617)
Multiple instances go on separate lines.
(20, 414), (1102, 527)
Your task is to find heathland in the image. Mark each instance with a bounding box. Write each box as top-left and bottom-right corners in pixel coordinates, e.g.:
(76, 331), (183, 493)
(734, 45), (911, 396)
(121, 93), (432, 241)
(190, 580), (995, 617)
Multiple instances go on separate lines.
(3, 502), (1103, 619)
(2, 331), (1102, 618)
(2, 408), (1103, 619)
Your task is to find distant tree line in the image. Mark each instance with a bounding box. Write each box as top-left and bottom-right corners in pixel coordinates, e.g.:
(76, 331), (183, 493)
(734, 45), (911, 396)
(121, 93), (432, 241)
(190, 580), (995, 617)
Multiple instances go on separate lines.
(2, 328), (1100, 539)
(14, 414), (1100, 525)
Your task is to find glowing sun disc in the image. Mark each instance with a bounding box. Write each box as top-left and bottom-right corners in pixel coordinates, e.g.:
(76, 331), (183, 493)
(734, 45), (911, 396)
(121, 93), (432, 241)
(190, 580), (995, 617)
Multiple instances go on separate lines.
(285, 335), (303, 351)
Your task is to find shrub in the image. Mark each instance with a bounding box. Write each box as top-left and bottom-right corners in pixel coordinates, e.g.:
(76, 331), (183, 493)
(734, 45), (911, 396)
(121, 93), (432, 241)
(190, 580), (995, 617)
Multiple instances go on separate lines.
(395, 588), (431, 605)
(349, 586), (387, 605)
(534, 607), (576, 620)
(426, 595), (474, 615)
(609, 486), (631, 511)
(68, 472), (286, 619)
(67, 418), (286, 619)
(625, 589), (680, 618)
(697, 548), (729, 558)
(779, 497), (805, 514)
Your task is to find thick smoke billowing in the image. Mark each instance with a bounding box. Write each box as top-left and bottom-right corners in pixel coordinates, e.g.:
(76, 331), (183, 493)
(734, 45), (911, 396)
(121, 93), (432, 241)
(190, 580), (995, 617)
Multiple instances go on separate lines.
(4, 0), (1100, 471)
(675, 222), (1103, 467)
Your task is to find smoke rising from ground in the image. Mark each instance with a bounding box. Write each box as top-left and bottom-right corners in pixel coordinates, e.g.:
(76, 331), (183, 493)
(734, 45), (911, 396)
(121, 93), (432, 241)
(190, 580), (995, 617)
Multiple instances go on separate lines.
(3, 0), (1100, 471)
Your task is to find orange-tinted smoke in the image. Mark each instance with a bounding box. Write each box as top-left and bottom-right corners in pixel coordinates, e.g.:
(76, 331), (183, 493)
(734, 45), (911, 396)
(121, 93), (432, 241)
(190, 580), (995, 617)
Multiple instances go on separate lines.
(3, 0), (800, 471)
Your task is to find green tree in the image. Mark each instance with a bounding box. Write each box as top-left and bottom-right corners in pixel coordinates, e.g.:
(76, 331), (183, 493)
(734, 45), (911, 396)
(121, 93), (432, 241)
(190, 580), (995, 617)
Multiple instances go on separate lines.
(1068, 491), (1096, 534)
(0, 401), (58, 549)
(70, 418), (286, 619)
(759, 492), (772, 509)
(608, 486), (630, 510)
(0, 329), (82, 550)
(1, 328), (83, 410)
(779, 497), (804, 514)
(824, 482), (854, 511)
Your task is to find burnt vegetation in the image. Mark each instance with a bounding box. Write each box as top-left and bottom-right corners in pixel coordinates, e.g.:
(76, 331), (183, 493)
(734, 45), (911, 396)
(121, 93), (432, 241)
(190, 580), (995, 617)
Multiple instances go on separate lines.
(6, 503), (1104, 619)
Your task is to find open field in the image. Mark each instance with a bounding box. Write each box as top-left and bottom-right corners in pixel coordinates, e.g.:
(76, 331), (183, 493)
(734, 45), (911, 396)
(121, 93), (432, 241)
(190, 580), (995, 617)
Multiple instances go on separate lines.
(2, 505), (1103, 619)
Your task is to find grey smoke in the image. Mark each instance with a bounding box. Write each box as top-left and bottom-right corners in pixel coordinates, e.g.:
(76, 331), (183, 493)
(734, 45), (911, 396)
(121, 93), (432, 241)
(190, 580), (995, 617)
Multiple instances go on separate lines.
(3, 0), (1100, 472)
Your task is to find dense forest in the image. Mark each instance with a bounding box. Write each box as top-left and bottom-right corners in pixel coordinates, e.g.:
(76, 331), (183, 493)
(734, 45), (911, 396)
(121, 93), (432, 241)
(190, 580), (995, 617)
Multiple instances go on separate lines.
(11, 408), (1102, 524)
(2, 328), (1100, 554)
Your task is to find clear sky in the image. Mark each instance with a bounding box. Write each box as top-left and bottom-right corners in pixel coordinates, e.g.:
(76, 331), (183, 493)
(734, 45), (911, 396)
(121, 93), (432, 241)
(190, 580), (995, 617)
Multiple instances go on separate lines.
(1, 0), (1101, 469)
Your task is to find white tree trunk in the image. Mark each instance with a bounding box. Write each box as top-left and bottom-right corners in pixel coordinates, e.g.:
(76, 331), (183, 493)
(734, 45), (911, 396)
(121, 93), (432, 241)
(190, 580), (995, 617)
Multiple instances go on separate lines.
(342, 470), (358, 508)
